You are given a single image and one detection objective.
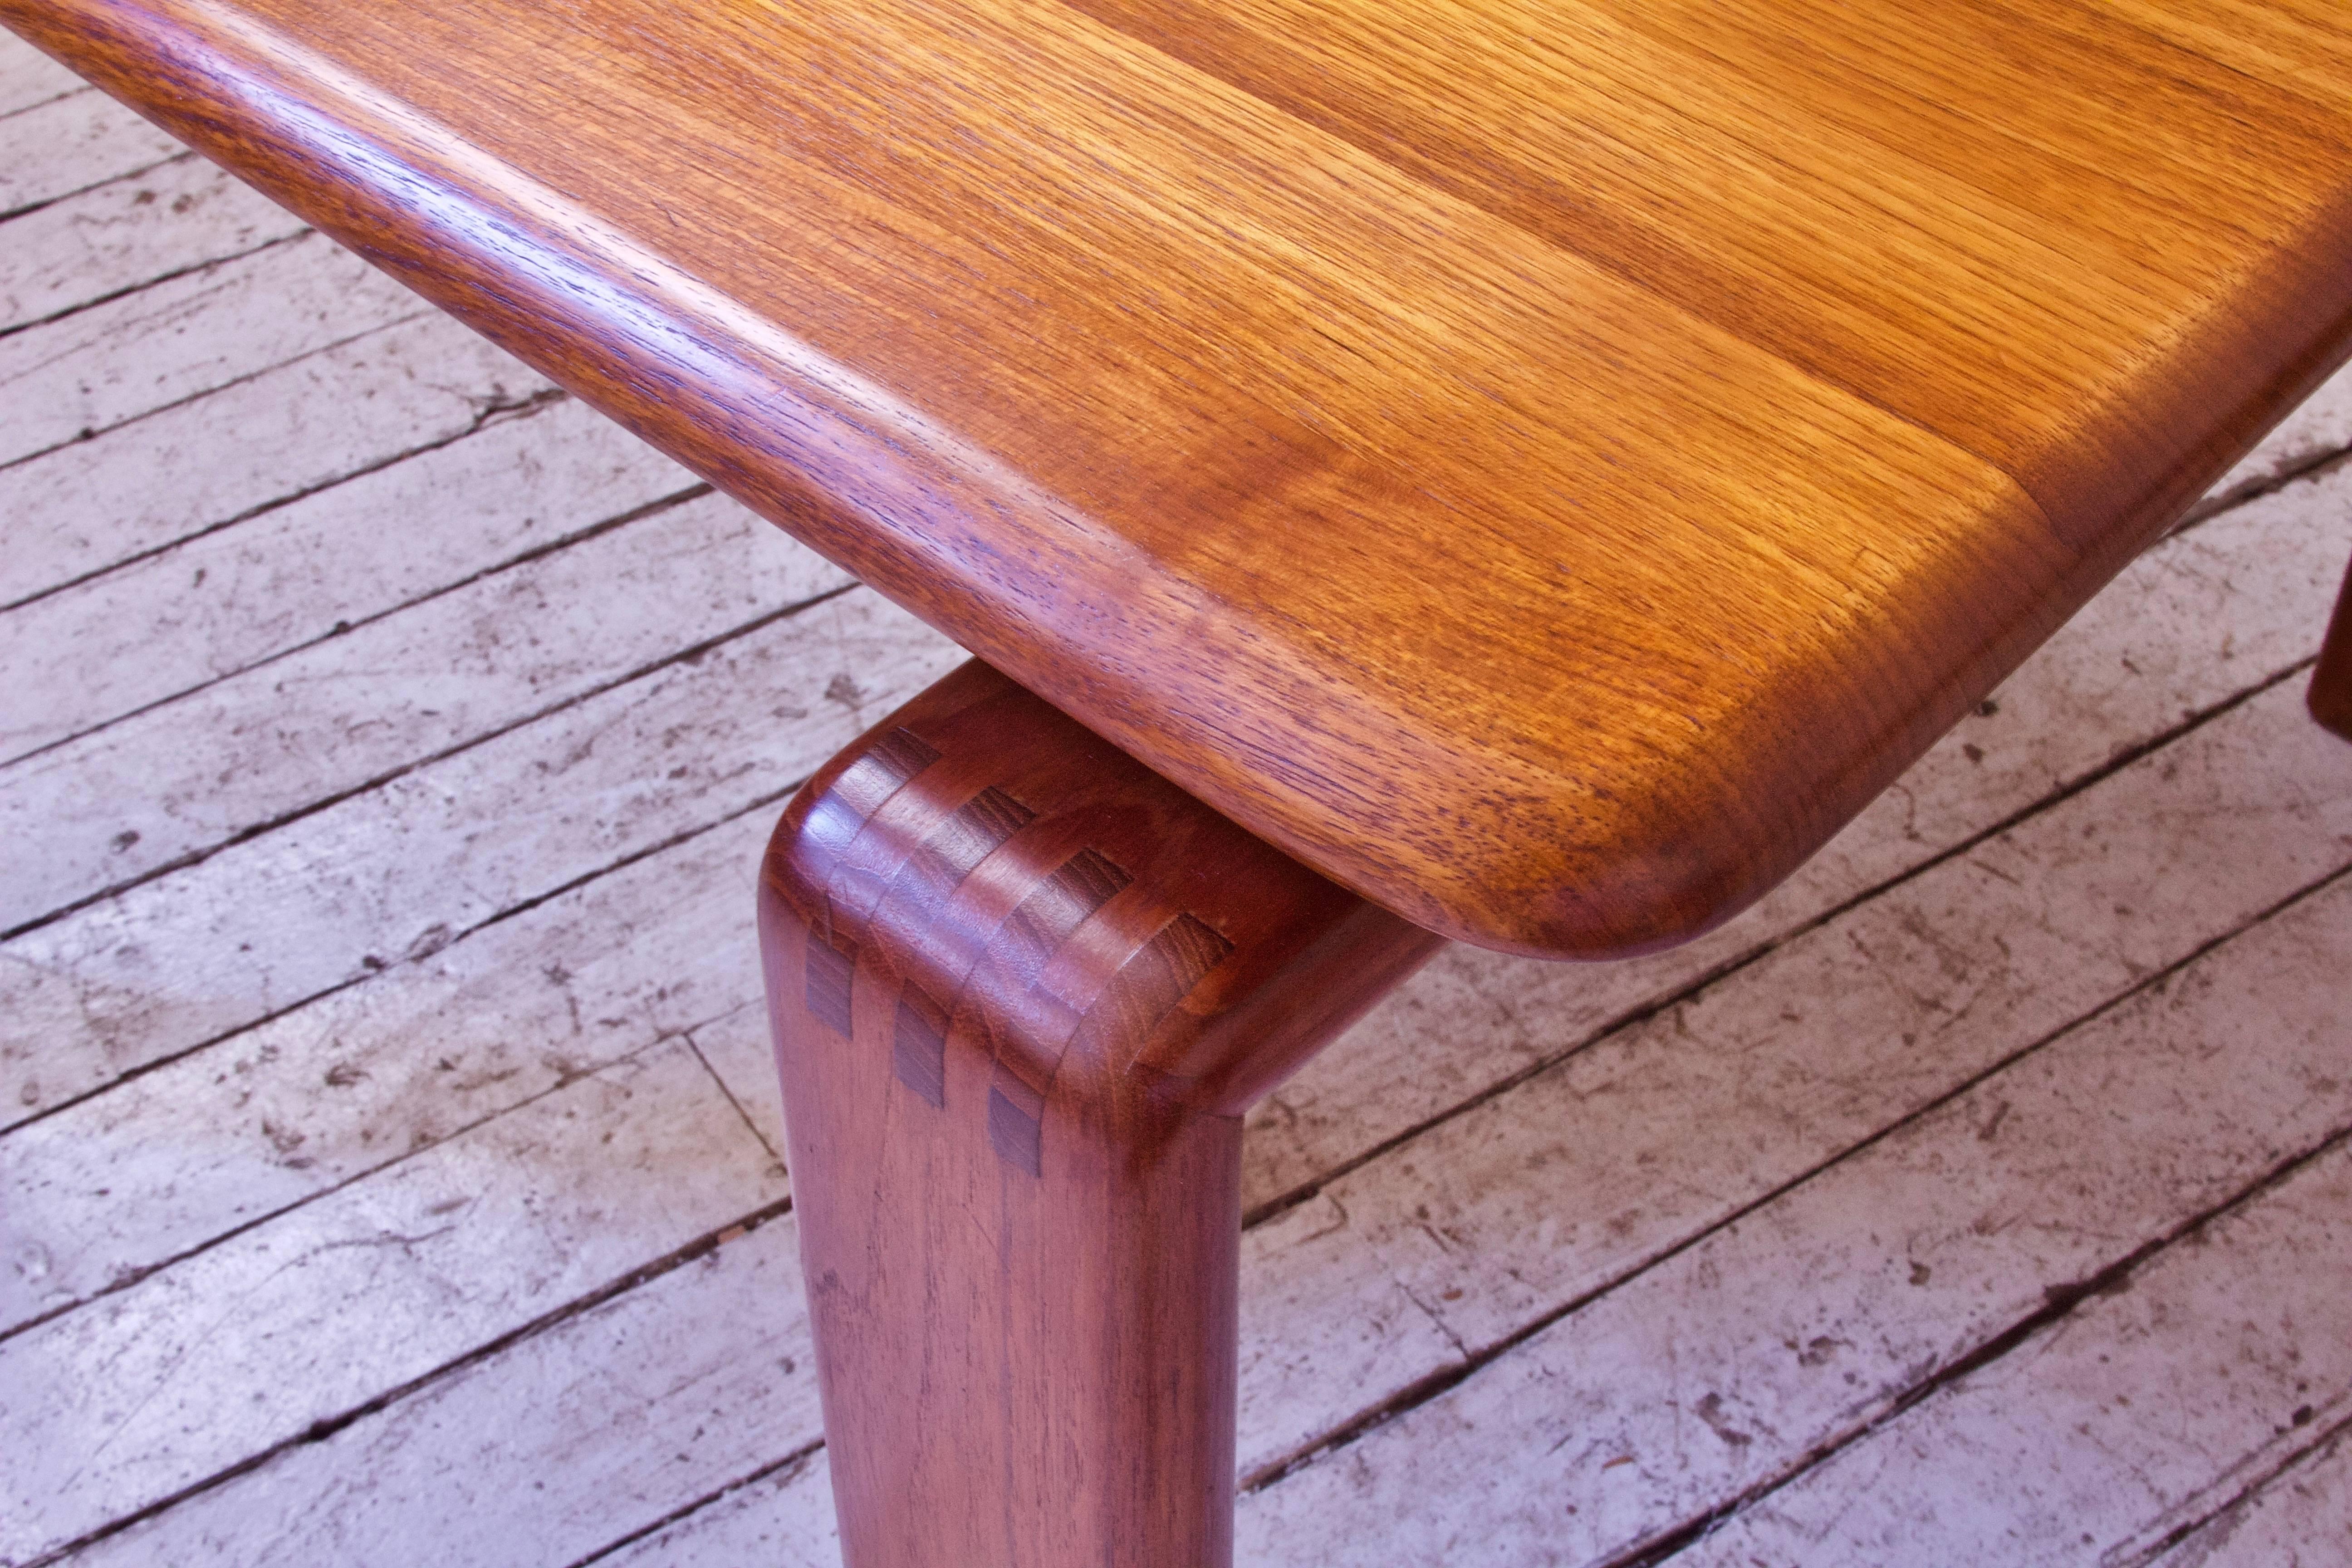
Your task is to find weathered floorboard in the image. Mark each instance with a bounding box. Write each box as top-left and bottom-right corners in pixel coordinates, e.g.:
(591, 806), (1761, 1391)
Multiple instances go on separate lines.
(0, 24), (81, 115)
(0, 152), (306, 333)
(0, 588), (962, 1126)
(2154, 1425), (2352, 1568)
(1674, 1134), (2352, 1568)
(0, 311), (549, 609)
(0, 489), (852, 929)
(1236, 871), (2352, 1566)
(0, 1038), (786, 1564)
(1, 808), (772, 1336)
(0, 228), (422, 466)
(0, 82), (176, 216)
(63, 1211), (822, 1568)
(0, 392), (694, 763)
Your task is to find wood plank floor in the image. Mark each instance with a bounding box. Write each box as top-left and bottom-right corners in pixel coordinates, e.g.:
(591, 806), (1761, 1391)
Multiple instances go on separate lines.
(4, 31), (2350, 1565)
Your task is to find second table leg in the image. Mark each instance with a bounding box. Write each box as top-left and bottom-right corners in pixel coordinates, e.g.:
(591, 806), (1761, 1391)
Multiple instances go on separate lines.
(2310, 553), (2352, 741)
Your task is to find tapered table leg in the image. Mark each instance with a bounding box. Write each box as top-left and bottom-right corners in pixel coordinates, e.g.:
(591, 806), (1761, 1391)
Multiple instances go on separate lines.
(758, 661), (1442, 1568)
(2313, 554), (2352, 741)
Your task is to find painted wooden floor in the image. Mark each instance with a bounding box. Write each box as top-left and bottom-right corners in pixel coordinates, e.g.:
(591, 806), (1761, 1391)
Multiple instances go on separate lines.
(4, 30), (2351, 1566)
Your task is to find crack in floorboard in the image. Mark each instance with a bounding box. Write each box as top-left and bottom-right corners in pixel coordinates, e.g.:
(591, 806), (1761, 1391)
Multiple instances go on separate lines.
(1612, 1111), (2352, 1568)
(19, 1196), (798, 1568)
(0, 303), (439, 475)
(0, 206), (300, 346)
(0, 524), (831, 943)
(0, 772), (808, 1140)
(1234, 860), (2352, 1502)
(0, 382), (568, 615)
(0, 474), (721, 773)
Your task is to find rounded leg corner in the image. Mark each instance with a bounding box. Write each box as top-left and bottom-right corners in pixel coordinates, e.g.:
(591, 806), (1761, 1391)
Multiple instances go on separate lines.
(754, 660), (1438, 1568)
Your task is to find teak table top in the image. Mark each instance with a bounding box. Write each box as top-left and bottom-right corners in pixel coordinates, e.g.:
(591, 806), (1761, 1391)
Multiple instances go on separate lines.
(11, 0), (2350, 958)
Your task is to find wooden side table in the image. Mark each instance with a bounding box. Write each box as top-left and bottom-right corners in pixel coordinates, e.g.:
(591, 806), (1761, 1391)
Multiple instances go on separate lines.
(6, 0), (2348, 1562)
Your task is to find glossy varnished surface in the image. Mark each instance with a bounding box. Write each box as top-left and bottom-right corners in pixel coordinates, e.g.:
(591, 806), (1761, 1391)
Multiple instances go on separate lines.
(760, 662), (1437, 1566)
(8, 0), (2349, 956)
(764, 662), (1440, 1130)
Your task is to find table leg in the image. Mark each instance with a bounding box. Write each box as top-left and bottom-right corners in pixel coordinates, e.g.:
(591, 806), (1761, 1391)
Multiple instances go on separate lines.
(2313, 554), (2352, 741)
(758, 661), (1441, 1568)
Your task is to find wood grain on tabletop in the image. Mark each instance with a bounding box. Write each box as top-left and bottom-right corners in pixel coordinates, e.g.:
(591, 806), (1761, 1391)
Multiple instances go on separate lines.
(5, 0), (2349, 958)
(760, 660), (1438, 1566)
